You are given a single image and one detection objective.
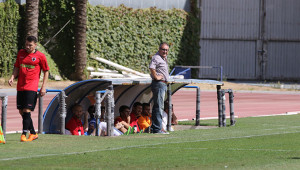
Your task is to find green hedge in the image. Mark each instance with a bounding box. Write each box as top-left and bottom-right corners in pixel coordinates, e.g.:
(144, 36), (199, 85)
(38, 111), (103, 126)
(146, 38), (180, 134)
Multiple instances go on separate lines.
(38, 0), (75, 78)
(87, 4), (200, 75)
(1, 1), (200, 79)
(0, 0), (62, 79)
(0, 0), (20, 77)
(38, 2), (200, 79)
(37, 43), (62, 79)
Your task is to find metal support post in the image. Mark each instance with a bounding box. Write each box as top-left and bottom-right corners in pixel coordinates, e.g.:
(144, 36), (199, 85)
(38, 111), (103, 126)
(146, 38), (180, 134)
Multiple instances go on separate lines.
(167, 84), (172, 131)
(59, 91), (67, 135)
(38, 95), (43, 134)
(106, 85), (114, 136)
(184, 86), (201, 126)
(95, 90), (108, 136)
(228, 90), (236, 126)
(109, 85), (115, 135)
(217, 85), (223, 127)
(1, 96), (7, 138)
(221, 90), (226, 127)
(220, 89), (236, 127)
(220, 66), (223, 81)
(195, 87), (200, 126)
(106, 96), (111, 136)
(95, 91), (101, 136)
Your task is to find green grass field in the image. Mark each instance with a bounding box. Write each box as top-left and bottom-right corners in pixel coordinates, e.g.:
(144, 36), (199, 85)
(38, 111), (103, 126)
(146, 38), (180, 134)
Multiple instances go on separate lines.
(1, 115), (300, 169)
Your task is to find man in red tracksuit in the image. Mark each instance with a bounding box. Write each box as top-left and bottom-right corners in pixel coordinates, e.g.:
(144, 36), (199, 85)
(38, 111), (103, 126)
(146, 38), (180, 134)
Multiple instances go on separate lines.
(66, 104), (87, 136)
(129, 102), (143, 132)
(8, 36), (49, 142)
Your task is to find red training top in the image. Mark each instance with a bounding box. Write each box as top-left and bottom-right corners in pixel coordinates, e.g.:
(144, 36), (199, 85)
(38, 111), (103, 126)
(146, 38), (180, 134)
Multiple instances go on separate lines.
(129, 112), (140, 132)
(14, 49), (50, 92)
(66, 116), (84, 136)
(114, 116), (124, 125)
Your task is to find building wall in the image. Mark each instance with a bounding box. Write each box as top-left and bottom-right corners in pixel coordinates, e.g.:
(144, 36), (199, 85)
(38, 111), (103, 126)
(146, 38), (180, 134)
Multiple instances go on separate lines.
(199, 0), (260, 80)
(264, 0), (300, 80)
(199, 0), (300, 80)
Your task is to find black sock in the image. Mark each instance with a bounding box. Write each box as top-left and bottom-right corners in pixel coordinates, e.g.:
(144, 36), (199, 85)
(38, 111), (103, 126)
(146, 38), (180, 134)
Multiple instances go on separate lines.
(29, 116), (36, 135)
(22, 112), (31, 135)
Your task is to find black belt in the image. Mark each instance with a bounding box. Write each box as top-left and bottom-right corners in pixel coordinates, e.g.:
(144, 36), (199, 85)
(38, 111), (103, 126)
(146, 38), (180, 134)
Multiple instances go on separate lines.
(153, 80), (168, 84)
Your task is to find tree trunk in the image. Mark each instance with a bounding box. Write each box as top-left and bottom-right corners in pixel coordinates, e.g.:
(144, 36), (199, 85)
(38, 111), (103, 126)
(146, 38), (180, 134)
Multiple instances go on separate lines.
(25, 0), (39, 39)
(73, 0), (87, 80)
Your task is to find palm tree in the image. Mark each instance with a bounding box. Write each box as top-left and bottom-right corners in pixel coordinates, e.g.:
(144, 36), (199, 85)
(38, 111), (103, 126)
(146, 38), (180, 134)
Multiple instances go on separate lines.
(25, 0), (39, 39)
(73, 0), (87, 80)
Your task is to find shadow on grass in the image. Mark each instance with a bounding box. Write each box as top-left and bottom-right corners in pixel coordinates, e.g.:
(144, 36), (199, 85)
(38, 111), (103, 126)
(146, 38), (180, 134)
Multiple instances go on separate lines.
(178, 120), (217, 126)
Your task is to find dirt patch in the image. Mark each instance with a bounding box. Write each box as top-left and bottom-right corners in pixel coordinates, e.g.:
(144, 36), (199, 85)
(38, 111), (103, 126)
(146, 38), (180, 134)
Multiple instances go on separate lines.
(0, 78), (76, 90)
(189, 81), (300, 92)
(44, 80), (76, 89)
(0, 77), (298, 92)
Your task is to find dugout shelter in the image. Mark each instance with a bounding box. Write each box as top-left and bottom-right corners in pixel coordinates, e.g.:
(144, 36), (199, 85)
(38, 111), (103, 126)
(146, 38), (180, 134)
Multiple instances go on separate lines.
(43, 78), (223, 135)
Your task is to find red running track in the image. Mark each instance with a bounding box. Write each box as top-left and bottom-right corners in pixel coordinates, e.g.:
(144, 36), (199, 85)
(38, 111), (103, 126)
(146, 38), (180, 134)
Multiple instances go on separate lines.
(173, 90), (300, 120)
(1, 90), (300, 132)
(1, 94), (56, 132)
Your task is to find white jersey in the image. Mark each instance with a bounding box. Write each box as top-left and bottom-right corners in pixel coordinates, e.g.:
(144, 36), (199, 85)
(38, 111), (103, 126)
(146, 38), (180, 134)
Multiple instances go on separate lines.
(99, 122), (123, 136)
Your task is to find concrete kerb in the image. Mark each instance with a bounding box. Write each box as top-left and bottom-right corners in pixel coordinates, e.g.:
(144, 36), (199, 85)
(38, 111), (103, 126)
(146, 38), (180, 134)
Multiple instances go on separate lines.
(249, 111), (300, 118)
(176, 111), (300, 131)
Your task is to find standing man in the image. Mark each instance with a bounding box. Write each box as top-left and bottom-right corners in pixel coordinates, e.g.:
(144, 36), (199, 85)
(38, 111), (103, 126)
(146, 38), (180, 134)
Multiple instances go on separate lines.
(149, 42), (169, 134)
(8, 36), (49, 142)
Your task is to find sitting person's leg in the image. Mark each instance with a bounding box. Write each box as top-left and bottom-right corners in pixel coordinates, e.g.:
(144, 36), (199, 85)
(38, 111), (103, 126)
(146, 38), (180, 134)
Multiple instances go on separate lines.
(115, 122), (127, 133)
(65, 129), (72, 135)
(113, 128), (123, 136)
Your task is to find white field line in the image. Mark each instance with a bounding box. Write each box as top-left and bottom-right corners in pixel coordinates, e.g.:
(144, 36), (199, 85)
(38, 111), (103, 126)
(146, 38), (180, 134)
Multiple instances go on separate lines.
(263, 126), (300, 131)
(1, 130), (300, 161)
(139, 146), (295, 152)
(227, 148), (295, 152)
